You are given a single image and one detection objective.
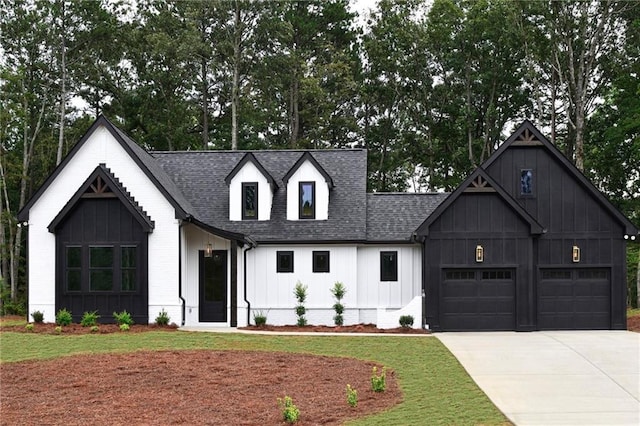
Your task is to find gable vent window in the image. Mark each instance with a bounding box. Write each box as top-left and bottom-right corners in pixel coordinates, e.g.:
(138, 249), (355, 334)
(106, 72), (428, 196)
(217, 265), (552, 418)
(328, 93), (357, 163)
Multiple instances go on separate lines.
(312, 250), (329, 273)
(520, 169), (533, 195)
(380, 251), (398, 281)
(299, 181), (316, 219)
(242, 182), (258, 220)
(277, 251), (294, 273)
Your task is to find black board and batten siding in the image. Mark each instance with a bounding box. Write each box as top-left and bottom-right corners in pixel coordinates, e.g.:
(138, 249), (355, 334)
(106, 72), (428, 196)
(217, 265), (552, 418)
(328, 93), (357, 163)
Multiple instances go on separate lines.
(421, 122), (634, 331)
(55, 198), (149, 324)
(485, 144), (627, 330)
(423, 192), (535, 331)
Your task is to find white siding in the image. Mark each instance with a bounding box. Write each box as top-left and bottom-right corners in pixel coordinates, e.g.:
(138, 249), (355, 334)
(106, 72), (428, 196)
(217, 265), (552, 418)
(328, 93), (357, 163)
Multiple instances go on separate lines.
(228, 161), (273, 221)
(286, 160), (330, 220)
(244, 244), (422, 327)
(26, 125), (180, 323)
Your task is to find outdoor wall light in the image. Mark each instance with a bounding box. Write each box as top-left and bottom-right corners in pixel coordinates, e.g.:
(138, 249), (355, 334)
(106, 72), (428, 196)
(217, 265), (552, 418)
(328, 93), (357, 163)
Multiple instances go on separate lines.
(572, 245), (580, 263)
(624, 235), (629, 240)
(475, 245), (484, 263)
(205, 242), (213, 258)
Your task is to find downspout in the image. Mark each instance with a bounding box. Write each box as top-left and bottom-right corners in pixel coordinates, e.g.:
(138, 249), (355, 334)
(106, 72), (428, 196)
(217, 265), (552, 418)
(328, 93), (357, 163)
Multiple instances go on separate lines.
(243, 243), (256, 326)
(178, 220), (186, 326)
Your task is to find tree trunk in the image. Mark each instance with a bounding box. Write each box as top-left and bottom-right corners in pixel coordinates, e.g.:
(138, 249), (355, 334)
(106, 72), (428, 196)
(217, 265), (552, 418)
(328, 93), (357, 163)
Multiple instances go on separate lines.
(231, 0), (241, 151)
(56, 0), (67, 166)
(636, 254), (640, 309)
(201, 56), (208, 150)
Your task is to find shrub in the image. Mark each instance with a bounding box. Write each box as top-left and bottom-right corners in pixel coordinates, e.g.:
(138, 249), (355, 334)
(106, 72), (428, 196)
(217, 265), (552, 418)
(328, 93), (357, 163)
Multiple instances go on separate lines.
(331, 282), (347, 326)
(277, 396), (300, 423)
(55, 308), (73, 326)
(371, 366), (386, 392)
(113, 310), (134, 326)
(90, 325), (100, 333)
(346, 384), (358, 407)
(25, 323), (34, 332)
(80, 311), (100, 327)
(155, 309), (170, 326)
(399, 315), (414, 328)
(54, 326), (62, 334)
(31, 310), (44, 323)
(119, 323), (130, 332)
(294, 281), (308, 327)
(253, 310), (267, 326)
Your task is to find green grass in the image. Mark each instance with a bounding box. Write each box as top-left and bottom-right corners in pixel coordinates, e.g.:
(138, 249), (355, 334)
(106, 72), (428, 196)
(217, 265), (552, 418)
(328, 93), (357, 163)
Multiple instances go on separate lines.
(628, 308), (640, 318)
(0, 331), (509, 425)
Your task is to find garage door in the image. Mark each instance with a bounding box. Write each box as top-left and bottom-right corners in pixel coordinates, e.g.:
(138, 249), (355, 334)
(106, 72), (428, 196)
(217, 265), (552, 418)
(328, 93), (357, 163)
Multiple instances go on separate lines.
(441, 269), (515, 331)
(538, 269), (610, 330)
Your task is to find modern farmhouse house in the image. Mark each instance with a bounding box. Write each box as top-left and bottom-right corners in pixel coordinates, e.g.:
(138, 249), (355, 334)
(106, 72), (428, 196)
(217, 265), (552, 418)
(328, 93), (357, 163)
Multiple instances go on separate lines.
(18, 116), (638, 331)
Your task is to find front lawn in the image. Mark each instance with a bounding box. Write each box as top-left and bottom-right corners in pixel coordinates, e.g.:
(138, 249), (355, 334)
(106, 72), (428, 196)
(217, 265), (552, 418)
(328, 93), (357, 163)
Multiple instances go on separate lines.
(0, 330), (509, 425)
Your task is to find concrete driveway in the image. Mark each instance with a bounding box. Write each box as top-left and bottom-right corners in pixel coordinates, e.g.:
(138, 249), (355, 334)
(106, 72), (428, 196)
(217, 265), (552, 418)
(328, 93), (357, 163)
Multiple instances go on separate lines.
(437, 331), (640, 425)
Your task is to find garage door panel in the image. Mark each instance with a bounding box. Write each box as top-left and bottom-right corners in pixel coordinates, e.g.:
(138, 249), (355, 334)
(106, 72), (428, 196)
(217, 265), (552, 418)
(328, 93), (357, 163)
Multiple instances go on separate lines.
(441, 269), (515, 331)
(538, 269), (610, 330)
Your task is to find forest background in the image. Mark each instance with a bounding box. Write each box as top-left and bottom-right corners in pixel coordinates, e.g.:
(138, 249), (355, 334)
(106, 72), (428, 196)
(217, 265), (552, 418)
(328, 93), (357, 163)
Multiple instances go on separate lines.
(1, 0), (639, 314)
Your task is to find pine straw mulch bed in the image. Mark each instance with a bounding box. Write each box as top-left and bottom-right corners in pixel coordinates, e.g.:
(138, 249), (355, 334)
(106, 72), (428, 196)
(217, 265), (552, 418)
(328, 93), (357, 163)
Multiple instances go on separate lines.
(0, 350), (400, 425)
(0, 319), (403, 425)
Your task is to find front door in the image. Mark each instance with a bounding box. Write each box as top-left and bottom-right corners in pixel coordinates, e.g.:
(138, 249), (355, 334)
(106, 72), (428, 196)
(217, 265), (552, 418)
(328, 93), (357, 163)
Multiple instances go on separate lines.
(199, 250), (227, 322)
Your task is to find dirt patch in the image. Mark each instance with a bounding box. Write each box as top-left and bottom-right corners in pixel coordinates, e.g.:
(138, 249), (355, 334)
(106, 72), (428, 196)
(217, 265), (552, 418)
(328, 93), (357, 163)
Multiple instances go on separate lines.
(0, 350), (400, 426)
(627, 315), (640, 332)
(240, 323), (429, 334)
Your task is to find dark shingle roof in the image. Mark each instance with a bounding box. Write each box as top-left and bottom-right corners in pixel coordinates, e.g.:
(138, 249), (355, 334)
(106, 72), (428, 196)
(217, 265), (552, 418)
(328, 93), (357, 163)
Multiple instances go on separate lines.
(152, 149), (368, 242)
(366, 193), (449, 242)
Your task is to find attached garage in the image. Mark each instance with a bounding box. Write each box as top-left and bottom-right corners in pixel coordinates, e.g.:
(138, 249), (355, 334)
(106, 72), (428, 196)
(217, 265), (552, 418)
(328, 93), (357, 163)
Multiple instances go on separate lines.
(537, 269), (610, 330)
(441, 269), (515, 331)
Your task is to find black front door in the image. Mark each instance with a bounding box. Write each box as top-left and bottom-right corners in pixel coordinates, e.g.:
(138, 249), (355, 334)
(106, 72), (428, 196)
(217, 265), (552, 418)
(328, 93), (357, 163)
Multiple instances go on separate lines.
(199, 250), (227, 322)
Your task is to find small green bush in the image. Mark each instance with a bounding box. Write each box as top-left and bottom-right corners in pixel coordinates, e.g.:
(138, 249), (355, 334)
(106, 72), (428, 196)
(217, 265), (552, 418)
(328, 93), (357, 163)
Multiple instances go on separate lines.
(346, 384), (358, 407)
(253, 310), (267, 326)
(54, 326), (62, 334)
(55, 308), (73, 326)
(119, 323), (130, 332)
(155, 309), (170, 326)
(90, 325), (100, 333)
(31, 310), (44, 323)
(399, 315), (414, 328)
(294, 281), (308, 327)
(278, 396), (300, 423)
(331, 282), (347, 326)
(81, 312), (97, 326)
(25, 323), (34, 332)
(113, 310), (134, 326)
(80, 311), (100, 327)
(371, 366), (387, 392)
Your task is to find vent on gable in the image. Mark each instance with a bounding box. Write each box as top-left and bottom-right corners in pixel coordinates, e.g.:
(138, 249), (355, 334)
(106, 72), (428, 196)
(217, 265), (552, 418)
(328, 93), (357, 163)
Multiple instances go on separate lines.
(464, 175), (496, 193)
(512, 128), (543, 146)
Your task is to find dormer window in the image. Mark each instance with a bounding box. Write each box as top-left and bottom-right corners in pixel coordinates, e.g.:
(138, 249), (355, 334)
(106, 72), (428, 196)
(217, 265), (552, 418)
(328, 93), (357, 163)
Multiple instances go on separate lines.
(242, 182), (258, 220)
(299, 182), (315, 219)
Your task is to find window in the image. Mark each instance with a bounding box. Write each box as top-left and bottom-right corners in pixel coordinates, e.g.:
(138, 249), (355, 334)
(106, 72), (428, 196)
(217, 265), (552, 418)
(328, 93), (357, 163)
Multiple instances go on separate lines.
(445, 270), (476, 280)
(277, 251), (294, 273)
(312, 251), (329, 273)
(121, 246), (137, 291)
(380, 251), (398, 281)
(577, 269), (608, 280)
(481, 270), (512, 280)
(541, 270), (571, 280)
(242, 182), (258, 220)
(66, 246), (82, 291)
(520, 169), (533, 195)
(299, 181), (315, 219)
(90, 246), (113, 291)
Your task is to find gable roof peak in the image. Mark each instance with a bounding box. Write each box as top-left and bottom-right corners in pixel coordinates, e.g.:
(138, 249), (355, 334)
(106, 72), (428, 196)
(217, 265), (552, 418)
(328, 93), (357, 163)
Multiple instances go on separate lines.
(282, 151), (335, 188)
(224, 152), (278, 190)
